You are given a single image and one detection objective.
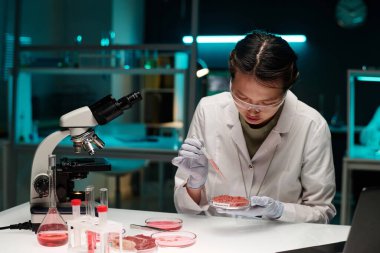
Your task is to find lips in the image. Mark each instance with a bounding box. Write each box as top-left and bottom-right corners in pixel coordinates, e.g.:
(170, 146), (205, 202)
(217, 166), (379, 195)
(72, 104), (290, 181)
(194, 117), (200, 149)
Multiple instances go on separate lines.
(246, 114), (261, 123)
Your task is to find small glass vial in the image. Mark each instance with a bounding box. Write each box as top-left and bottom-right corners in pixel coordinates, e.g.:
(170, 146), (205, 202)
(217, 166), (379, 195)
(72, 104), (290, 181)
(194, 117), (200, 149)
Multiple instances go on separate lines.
(71, 199), (81, 220)
(99, 188), (108, 208)
(97, 205), (108, 226)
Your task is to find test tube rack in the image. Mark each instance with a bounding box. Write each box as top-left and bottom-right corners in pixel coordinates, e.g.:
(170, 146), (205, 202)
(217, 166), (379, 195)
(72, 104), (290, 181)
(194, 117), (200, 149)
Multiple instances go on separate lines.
(67, 216), (123, 253)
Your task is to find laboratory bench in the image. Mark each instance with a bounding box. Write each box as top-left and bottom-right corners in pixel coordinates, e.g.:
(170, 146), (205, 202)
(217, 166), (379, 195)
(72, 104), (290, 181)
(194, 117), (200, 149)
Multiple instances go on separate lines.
(0, 202), (350, 253)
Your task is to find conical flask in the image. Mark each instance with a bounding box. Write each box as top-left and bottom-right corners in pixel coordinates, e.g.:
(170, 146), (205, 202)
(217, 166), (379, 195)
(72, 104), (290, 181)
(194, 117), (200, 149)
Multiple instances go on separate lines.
(37, 154), (68, 247)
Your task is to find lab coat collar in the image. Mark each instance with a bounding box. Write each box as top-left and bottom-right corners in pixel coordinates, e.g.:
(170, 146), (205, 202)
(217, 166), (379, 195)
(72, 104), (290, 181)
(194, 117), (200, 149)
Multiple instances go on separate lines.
(224, 93), (251, 163)
(273, 90), (298, 134)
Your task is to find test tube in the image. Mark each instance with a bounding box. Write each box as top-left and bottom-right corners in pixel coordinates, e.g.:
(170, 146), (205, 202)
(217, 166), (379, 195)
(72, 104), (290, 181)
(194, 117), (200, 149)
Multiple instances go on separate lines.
(99, 188), (108, 208)
(71, 199), (81, 248)
(85, 186), (96, 253)
(85, 185), (95, 218)
(96, 205), (108, 253)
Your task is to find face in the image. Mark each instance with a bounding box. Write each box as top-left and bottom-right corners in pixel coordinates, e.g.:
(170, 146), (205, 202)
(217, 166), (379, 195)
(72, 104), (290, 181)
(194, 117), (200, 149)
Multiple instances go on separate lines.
(230, 71), (286, 126)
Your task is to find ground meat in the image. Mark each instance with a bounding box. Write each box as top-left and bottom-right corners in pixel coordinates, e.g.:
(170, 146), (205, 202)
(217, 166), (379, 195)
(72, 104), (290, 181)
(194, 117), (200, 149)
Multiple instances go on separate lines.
(112, 234), (156, 251)
(212, 195), (249, 207)
(124, 234), (156, 250)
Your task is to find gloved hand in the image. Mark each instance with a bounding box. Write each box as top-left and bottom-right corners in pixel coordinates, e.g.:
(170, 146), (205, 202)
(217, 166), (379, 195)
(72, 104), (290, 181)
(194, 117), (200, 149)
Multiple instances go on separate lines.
(216, 196), (284, 220)
(172, 137), (208, 189)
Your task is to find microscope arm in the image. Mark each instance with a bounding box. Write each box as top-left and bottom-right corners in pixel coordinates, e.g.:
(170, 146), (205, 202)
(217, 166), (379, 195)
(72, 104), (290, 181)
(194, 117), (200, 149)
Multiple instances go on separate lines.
(30, 130), (70, 203)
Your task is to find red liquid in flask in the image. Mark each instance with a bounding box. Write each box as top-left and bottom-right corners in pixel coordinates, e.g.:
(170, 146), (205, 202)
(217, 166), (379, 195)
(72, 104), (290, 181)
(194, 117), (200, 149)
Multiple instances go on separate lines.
(37, 224), (68, 247)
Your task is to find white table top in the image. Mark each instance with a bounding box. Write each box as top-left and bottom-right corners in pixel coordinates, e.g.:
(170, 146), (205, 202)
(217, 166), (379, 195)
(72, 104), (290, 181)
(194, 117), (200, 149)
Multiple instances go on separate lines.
(0, 203), (350, 253)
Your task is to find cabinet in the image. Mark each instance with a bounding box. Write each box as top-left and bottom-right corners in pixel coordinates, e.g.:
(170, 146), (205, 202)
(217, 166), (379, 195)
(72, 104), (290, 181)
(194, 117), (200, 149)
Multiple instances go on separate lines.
(340, 69), (380, 224)
(5, 0), (200, 210)
(11, 44), (192, 145)
(7, 44), (195, 209)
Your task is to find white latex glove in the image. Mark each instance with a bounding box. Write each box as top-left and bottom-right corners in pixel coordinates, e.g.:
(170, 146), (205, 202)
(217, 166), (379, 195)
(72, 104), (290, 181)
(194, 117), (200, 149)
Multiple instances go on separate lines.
(216, 196), (284, 220)
(172, 137), (208, 189)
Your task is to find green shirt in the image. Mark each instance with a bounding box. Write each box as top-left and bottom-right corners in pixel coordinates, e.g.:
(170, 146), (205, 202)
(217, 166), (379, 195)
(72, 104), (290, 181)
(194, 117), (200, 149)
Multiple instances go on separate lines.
(239, 107), (283, 158)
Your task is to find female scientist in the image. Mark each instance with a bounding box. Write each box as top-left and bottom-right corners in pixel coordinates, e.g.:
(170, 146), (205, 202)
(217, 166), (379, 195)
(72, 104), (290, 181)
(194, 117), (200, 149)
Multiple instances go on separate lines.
(172, 30), (336, 224)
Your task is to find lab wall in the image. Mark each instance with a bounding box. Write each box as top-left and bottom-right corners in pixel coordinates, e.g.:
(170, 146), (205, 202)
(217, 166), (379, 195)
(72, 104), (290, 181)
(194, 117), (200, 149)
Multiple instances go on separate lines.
(145, 0), (380, 124)
(2, 0), (380, 213)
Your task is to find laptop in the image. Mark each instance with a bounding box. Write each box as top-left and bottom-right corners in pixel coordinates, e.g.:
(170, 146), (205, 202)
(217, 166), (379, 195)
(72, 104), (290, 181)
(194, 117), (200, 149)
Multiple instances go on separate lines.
(277, 187), (380, 253)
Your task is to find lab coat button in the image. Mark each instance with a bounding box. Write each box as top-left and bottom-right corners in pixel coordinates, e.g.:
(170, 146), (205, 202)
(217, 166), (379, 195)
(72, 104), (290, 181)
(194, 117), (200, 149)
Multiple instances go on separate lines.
(249, 164), (253, 169)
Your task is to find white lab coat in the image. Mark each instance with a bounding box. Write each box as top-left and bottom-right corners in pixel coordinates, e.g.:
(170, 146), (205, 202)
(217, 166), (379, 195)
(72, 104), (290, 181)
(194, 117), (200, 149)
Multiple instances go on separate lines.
(174, 91), (336, 224)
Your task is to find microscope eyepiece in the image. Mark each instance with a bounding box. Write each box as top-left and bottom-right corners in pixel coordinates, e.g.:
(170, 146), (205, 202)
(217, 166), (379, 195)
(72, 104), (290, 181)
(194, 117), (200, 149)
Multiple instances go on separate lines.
(89, 91), (143, 125)
(117, 91), (142, 110)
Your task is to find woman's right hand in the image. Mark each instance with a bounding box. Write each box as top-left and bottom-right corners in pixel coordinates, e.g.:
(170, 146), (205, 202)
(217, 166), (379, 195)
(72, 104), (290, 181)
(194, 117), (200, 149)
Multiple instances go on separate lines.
(172, 138), (208, 188)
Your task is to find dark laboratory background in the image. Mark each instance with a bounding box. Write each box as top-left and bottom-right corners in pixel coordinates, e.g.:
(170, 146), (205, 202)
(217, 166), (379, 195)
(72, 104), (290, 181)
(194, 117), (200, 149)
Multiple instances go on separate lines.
(0, 0), (380, 225)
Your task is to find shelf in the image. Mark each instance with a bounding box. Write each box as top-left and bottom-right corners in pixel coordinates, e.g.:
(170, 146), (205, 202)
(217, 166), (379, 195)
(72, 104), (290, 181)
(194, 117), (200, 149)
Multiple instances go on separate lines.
(146, 121), (183, 129)
(19, 67), (187, 75)
(143, 88), (174, 93)
(19, 44), (192, 52)
(329, 125), (364, 134)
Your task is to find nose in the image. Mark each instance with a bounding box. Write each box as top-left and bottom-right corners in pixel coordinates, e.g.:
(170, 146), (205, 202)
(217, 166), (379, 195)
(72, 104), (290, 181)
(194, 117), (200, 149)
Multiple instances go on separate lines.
(248, 106), (261, 113)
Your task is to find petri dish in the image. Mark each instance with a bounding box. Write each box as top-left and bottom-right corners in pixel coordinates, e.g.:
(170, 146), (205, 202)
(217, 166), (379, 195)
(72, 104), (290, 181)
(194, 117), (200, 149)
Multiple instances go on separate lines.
(210, 195), (250, 210)
(109, 234), (157, 253)
(145, 217), (183, 231)
(151, 231), (196, 248)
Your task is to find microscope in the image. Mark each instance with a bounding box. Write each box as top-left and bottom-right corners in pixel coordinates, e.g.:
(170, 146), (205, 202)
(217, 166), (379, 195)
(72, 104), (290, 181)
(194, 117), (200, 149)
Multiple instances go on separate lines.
(30, 91), (142, 226)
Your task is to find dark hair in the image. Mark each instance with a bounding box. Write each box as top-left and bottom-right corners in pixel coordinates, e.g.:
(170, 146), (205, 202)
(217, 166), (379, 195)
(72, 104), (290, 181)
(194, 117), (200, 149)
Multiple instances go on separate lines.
(229, 30), (299, 91)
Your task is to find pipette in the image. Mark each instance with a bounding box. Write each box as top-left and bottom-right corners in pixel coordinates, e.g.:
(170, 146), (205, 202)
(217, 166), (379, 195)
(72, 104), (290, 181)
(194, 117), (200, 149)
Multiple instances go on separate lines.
(192, 136), (226, 180)
(200, 146), (226, 180)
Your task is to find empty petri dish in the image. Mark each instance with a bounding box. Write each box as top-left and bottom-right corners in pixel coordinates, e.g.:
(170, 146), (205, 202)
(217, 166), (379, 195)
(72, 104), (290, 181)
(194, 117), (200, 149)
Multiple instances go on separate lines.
(151, 231), (196, 248)
(210, 195), (250, 210)
(145, 217), (183, 231)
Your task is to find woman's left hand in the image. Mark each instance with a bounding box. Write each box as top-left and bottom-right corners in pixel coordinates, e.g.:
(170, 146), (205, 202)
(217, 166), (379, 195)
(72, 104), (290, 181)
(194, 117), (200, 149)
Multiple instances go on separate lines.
(216, 196), (284, 219)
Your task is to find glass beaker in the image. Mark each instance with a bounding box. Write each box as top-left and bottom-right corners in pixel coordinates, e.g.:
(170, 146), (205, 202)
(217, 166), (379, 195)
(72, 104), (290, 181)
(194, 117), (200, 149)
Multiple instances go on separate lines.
(37, 154), (68, 247)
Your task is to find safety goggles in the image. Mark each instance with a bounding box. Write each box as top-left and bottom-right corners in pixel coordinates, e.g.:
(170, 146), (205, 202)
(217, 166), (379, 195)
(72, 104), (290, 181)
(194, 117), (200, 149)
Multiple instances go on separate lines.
(230, 90), (286, 113)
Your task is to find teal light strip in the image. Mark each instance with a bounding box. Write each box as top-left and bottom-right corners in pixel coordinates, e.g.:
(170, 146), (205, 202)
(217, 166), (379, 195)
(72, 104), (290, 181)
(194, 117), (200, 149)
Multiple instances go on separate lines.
(357, 76), (380, 82)
(183, 35), (307, 44)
